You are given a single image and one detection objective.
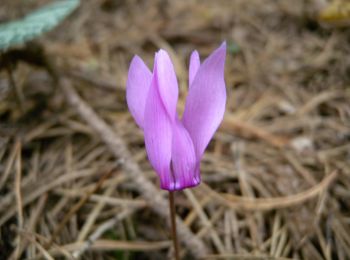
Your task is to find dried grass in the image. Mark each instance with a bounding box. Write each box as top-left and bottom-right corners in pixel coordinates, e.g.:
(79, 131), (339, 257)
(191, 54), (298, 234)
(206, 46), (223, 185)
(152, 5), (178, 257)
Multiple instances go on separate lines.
(1, 0), (350, 259)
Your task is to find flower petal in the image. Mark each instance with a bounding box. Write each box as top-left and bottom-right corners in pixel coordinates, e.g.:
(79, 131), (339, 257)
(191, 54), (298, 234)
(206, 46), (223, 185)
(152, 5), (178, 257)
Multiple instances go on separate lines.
(171, 119), (199, 190)
(182, 42), (227, 159)
(144, 62), (174, 190)
(155, 50), (179, 120)
(126, 55), (152, 128)
(189, 50), (200, 87)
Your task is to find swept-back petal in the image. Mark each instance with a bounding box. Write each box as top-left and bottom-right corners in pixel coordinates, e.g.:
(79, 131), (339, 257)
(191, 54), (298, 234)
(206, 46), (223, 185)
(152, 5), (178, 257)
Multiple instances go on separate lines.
(182, 42), (227, 159)
(154, 50), (179, 120)
(189, 50), (200, 87)
(126, 55), (152, 128)
(144, 66), (174, 190)
(171, 119), (199, 191)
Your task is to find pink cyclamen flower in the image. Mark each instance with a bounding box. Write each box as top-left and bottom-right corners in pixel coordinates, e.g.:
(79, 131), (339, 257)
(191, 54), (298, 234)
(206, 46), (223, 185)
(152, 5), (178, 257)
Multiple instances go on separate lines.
(126, 42), (226, 191)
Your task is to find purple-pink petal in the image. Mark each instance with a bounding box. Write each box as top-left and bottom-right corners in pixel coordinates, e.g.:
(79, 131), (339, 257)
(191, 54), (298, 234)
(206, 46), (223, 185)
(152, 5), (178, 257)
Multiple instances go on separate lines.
(143, 68), (174, 190)
(126, 55), (152, 129)
(155, 50), (179, 120)
(182, 42), (227, 159)
(189, 50), (200, 87)
(126, 42), (226, 191)
(171, 119), (199, 190)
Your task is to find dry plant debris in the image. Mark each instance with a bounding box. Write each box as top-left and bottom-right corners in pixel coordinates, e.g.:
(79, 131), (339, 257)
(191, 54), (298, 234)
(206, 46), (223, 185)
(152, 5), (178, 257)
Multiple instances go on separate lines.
(1, 0), (350, 259)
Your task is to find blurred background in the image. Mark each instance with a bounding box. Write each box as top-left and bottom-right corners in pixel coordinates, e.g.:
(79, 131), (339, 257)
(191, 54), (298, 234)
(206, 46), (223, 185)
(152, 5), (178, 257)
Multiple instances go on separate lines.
(0, 0), (350, 259)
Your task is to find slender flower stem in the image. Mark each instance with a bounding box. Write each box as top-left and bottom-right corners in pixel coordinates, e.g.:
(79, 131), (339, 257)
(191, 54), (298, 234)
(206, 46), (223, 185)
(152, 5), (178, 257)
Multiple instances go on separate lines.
(169, 191), (180, 260)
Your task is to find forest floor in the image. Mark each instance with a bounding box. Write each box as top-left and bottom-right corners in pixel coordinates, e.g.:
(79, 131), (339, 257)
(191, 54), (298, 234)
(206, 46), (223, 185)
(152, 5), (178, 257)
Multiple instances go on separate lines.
(1, 0), (350, 259)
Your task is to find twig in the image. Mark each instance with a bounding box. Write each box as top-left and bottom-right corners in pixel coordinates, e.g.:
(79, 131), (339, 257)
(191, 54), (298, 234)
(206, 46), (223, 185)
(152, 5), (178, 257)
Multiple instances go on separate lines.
(201, 170), (338, 211)
(220, 115), (289, 148)
(184, 189), (226, 254)
(0, 141), (18, 190)
(10, 194), (48, 259)
(283, 151), (316, 185)
(15, 229), (73, 259)
(66, 70), (123, 92)
(55, 239), (171, 256)
(53, 189), (147, 208)
(297, 90), (343, 115)
(46, 167), (115, 248)
(14, 140), (23, 259)
(59, 78), (208, 258)
(0, 168), (102, 226)
(76, 183), (115, 242)
(201, 254), (293, 260)
(72, 208), (139, 258)
(20, 233), (55, 260)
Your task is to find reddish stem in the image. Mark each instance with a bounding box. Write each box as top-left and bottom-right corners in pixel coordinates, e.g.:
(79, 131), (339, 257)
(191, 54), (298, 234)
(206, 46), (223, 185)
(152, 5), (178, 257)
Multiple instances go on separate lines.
(169, 191), (180, 260)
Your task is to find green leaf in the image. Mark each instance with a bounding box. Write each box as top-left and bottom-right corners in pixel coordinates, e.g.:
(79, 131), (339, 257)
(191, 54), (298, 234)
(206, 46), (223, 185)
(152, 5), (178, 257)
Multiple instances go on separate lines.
(0, 0), (80, 51)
